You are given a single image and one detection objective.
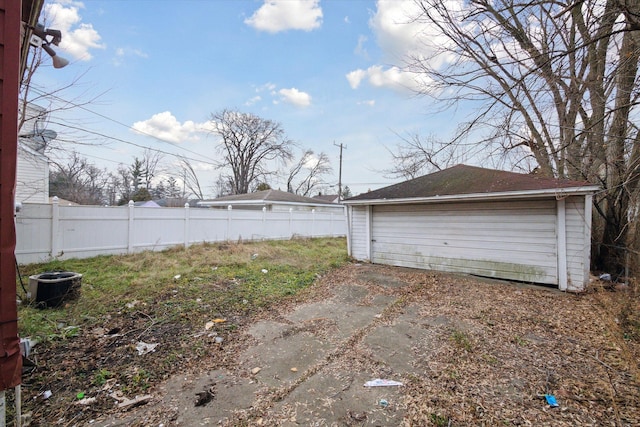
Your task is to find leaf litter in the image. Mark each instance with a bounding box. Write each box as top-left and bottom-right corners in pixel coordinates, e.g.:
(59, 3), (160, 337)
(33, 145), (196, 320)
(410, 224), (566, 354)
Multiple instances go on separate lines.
(18, 263), (640, 426)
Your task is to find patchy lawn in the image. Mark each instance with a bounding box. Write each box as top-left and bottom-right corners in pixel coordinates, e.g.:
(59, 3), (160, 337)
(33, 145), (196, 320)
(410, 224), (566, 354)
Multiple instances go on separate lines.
(15, 238), (348, 425)
(12, 239), (640, 426)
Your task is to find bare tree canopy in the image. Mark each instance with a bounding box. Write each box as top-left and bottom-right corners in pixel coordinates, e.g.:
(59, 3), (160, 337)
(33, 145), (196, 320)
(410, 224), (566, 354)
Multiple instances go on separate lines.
(401, 0), (640, 272)
(49, 152), (109, 205)
(210, 109), (294, 195)
(176, 156), (205, 200)
(385, 133), (464, 179)
(287, 149), (333, 196)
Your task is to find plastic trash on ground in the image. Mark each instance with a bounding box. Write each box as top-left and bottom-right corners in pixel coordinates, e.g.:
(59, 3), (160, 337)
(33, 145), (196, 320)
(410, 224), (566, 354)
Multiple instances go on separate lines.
(544, 394), (559, 407)
(136, 341), (159, 355)
(363, 379), (403, 387)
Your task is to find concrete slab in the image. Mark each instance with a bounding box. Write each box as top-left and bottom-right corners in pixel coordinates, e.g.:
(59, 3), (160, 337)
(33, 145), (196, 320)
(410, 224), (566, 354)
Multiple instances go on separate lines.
(247, 320), (291, 342)
(270, 364), (406, 426)
(241, 331), (332, 388)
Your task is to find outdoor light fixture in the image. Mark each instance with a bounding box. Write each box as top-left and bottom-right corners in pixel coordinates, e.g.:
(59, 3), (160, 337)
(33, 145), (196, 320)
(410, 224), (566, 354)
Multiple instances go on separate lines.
(41, 44), (69, 68)
(28, 23), (69, 69)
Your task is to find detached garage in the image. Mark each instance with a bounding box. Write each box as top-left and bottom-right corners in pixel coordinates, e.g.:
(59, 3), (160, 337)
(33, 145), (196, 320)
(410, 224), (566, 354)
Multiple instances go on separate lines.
(344, 165), (599, 291)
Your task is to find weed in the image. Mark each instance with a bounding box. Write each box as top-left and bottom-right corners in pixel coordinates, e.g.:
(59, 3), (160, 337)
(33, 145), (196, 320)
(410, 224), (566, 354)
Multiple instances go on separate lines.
(93, 369), (113, 386)
(512, 335), (528, 346)
(482, 354), (499, 365)
(430, 413), (450, 426)
(131, 368), (151, 391)
(451, 329), (473, 352)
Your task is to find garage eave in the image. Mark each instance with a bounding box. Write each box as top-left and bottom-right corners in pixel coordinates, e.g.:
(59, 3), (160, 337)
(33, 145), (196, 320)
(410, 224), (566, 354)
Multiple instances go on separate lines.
(343, 186), (600, 206)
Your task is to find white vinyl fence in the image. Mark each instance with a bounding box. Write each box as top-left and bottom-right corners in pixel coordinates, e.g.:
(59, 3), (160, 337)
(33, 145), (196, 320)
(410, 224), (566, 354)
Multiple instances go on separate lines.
(15, 199), (347, 264)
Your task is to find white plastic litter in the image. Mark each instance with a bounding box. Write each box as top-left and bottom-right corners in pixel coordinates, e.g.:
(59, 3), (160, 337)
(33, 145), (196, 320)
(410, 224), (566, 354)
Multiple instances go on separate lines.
(363, 379), (403, 387)
(136, 341), (158, 355)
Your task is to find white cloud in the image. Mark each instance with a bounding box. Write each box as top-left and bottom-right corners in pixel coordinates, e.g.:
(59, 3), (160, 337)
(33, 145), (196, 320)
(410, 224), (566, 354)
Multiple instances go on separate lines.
(278, 88), (312, 107)
(45, 1), (105, 61)
(112, 47), (148, 66)
(346, 69), (366, 89)
(191, 162), (215, 172)
(354, 35), (369, 59)
(371, 0), (460, 68)
(255, 82), (276, 93)
(345, 0), (456, 94)
(132, 112), (210, 143)
(245, 95), (262, 106)
(358, 100), (376, 106)
(346, 65), (427, 93)
(245, 0), (323, 33)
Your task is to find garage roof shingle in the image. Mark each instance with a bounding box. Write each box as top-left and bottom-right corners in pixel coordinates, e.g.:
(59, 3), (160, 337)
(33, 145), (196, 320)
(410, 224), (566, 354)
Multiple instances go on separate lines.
(346, 164), (596, 201)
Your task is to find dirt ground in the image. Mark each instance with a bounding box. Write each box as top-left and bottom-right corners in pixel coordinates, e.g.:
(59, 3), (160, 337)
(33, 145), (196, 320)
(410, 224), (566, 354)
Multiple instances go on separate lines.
(22, 263), (640, 426)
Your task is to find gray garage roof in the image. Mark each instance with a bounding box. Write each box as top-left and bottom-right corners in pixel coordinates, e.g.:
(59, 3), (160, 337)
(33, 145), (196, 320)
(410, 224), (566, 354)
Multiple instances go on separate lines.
(345, 165), (599, 204)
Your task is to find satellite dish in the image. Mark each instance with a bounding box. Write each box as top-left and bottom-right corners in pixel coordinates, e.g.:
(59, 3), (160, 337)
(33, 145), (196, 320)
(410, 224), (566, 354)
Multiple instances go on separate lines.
(18, 129), (57, 152)
(40, 129), (57, 142)
(19, 129), (56, 141)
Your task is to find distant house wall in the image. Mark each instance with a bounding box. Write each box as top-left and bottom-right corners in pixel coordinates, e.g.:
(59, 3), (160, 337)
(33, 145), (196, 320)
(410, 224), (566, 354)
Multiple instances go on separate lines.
(16, 144), (48, 203)
(16, 103), (50, 203)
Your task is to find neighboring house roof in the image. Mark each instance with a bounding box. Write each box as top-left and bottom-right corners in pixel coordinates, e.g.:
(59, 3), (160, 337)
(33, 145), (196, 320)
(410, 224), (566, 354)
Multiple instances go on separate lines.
(344, 164), (599, 205)
(199, 189), (338, 207)
(312, 194), (340, 203)
(134, 200), (161, 207)
(49, 197), (78, 206)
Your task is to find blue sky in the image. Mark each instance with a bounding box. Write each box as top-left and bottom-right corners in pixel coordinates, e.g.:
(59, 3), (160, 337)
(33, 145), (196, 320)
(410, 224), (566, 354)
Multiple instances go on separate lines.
(33, 0), (466, 197)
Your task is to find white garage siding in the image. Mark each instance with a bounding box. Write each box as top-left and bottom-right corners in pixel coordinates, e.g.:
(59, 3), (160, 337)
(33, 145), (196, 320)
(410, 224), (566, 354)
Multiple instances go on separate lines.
(349, 206), (369, 261)
(565, 195), (591, 291)
(370, 200), (559, 284)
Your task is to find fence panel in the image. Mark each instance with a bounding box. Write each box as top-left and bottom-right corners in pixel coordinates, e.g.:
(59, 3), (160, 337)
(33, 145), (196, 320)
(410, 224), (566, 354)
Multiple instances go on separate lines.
(15, 201), (346, 264)
(58, 205), (129, 259)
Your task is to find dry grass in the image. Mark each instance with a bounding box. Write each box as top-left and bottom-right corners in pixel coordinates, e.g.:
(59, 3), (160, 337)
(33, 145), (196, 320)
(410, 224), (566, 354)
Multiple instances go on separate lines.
(13, 245), (640, 426)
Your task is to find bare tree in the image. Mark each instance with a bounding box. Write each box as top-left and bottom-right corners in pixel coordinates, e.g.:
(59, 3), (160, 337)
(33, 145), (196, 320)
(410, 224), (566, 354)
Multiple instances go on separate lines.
(401, 0), (640, 272)
(385, 133), (463, 179)
(176, 156), (205, 200)
(286, 149), (333, 196)
(213, 173), (234, 198)
(210, 109), (294, 194)
(140, 148), (164, 191)
(49, 152), (109, 205)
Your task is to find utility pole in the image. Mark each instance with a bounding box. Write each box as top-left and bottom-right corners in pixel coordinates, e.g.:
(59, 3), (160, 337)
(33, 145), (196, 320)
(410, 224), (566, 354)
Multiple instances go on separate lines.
(333, 141), (346, 202)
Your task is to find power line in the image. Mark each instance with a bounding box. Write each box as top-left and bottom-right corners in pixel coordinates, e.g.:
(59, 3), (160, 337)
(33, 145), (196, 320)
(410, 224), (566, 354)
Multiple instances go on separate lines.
(47, 121), (218, 167)
(27, 87), (220, 164)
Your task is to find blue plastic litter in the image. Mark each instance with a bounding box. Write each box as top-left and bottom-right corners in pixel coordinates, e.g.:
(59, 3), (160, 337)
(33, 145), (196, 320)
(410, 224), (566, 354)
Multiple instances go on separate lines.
(544, 394), (559, 407)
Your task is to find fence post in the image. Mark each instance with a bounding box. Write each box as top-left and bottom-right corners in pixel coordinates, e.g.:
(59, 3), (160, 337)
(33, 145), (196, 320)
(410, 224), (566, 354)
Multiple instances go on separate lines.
(51, 196), (60, 259)
(311, 209), (316, 238)
(330, 212), (334, 237)
(128, 201), (135, 254)
(289, 208), (293, 238)
(227, 205), (232, 241)
(262, 206), (267, 240)
(184, 203), (190, 248)
(0, 390), (5, 427)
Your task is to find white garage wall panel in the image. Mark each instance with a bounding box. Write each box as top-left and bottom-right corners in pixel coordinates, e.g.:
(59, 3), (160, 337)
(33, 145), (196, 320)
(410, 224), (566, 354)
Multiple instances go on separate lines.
(349, 206), (369, 261)
(565, 196), (590, 290)
(370, 200), (558, 284)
